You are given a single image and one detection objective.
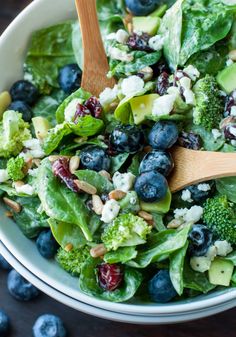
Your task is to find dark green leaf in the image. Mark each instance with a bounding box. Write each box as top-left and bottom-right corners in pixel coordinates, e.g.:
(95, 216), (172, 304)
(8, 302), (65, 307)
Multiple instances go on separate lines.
(104, 246), (138, 264)
(74, 169), (113, 194)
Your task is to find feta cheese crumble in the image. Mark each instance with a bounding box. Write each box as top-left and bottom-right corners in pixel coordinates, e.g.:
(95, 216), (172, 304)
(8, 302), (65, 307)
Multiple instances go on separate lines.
(212, 129), (222, 140)
(226, 59), (234, 67)
(152, 94), (176, 116)
(116, 29), (129, 44)
(174, 205), (203, 224)
(121, 76), (145, 97)
(0, 169), (9, 183)
(64, 98), (82, 122)
(112, 172), (136, 193)
(179, 77), (196, 105)
(190, 256), (212, 273)
(22, 139), (45, 159)
(214, 240), (233, 257)
(230, 106), (236, 116)
(183, 65), (200, 81)
(108, 47), (133, 62)
(13, 183), (35, 196)
(181, 190), (193, 203)
(99, 85), (118, 108)
(101, 199), (120, 223)
(197, 183), (211, 192)
(148, 35), (164, 51)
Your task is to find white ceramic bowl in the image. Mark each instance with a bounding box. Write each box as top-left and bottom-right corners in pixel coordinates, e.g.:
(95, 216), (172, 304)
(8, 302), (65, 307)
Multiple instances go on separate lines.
(0, 0), (236, 323)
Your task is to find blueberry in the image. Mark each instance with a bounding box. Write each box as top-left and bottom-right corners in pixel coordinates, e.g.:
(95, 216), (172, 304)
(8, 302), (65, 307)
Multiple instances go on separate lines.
(148, 270), (177, 303)
(186, 181), (215, 203)
(0, 255), (11, 270)
(134, 171), (168, 202)
(80, 146), (111, 172)
(33, 314), (67, 337)
(8, 100), (33, 122)
(109, 124), (144, 154)
(125, 0), (160, 16)
(7, 269), (39, 301)
(148, 121), (178, 150)
(58, 64), (82, 94)
(0, 310), (10, 337)
(10, 80), (38, 105)
(188, 224), (213, 257)
(36, 230), (59, 259)
(139, 150), (174, 177)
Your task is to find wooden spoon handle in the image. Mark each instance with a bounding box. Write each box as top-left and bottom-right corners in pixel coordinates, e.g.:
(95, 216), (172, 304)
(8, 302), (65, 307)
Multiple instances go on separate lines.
(169, 146), (236, 192)
(75, 0), (116, 97)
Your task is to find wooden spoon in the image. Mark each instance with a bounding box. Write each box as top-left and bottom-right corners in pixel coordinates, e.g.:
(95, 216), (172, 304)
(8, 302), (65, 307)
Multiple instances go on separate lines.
(169, 146), (236, 193)
(75, 0), (116, 97)
(75, 0), (236, 194)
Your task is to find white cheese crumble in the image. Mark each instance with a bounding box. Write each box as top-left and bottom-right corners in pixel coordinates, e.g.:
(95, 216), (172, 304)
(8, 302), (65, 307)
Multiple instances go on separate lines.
(181, 190), (193, 203)
(106, 32), (116, 40)
(148, 35), (165, 51)
(99, 85), (118, 108)
(197, 183), (211, 192)
(116, 29), (129, 44)
(174, 205), (203, 224)
(179, 76), (191, 90)
(13, 183), (35, 196)
(22, 139), (45, 159)
(190, 256), (212, 273)
(28, 168), (39, 177)
(212, 129), (222, 140)
(152, 94), (176, 116)
(183, 65), (200, 81)
(108, 46), (133, 62)
(230, 106), (236, 116)
(179, 77), (196, 105)
(101, 199), (120, 223)
(226, 59), (234, 67)
(229, 125), (236, 137)
(206, 246), (217, 261)
(121, 76), (145, 97)
(214, 240), (233, 257)
(64, 98), (82, 122)
(112, 172), (136, 193)
(0, 169), (9, 183)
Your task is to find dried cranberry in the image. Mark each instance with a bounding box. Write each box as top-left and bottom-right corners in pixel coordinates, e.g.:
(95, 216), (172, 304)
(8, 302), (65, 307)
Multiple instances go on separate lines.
(224, 91), (236, 117)
(97, 263), (123, 291)
(52, 158), (79, 193)
(100, 193), (109, 203)
(178, 131), (202, 150)
(127, 32), (152, 52)
(84, 96), (102, 119)
(74, 103), (91, 123)
(156, 72), (170, 96)
(151, 59), (170, 77)
(173, 70), (190, 87)
(224, 125), (236, 140)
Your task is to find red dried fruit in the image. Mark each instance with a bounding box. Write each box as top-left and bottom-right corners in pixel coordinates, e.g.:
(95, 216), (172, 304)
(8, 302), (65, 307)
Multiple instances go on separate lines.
(97, 263), (123, 291)
(224, 91), (236, 118)
(74, 103), (91, 124)
(156, 72), (170, 96)
(84, 96), (102, 119)
(52, 158), (79, 193)
(127, 32), (152, 52)
(178, 131), (202, 150)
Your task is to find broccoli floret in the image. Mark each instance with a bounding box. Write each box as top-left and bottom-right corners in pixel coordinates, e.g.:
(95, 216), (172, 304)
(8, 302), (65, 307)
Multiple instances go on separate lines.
(56, 246), (90, 276)
(193, 75), (224, 131)
(101, 213), (152, 251)
(203, 195), (236, 245)
(0, 110), (31, 158)
(7, 157), (26, 181)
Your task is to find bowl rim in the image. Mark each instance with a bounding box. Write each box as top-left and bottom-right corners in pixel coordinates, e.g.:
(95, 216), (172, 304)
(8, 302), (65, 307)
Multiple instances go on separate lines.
(0, 0), (236, 316)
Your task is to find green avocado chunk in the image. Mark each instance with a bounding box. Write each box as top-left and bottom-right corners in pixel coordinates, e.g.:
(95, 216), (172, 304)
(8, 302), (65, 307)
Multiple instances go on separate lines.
(208, 258), (234, 287)
(216, 63), (236, 94)
(130, 94), (159, 125)
(133, 17), (161, 36)
(140, 188), (172, 214)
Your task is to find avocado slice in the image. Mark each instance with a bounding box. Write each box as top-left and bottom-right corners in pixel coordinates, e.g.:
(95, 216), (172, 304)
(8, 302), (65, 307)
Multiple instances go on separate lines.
(208, 258), (234, 287)
(140, 188), (172, 214)
(133, 17), (161, 36)
(32, 116), (50, 140)
(216, 63), (236, 94)
(130, 94), (159, 125)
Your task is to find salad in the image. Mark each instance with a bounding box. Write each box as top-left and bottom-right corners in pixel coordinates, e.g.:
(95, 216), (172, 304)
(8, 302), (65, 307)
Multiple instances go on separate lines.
(1, 0), (236, 304)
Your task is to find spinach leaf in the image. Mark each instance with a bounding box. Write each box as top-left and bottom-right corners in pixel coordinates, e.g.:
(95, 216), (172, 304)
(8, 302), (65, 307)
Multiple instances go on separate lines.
(0, 183), (37, 197)
(151, 213), (166, 232)
(216, 177), (236, 203)
(74, 170), (113, 194)
(104, 246), (138, 264)
(128, 225), (190, 268)
(110, 153), (129, 174)
(49, 218), (87, 248)
(225, 251), (236, 266)
(38, 159), (92, 241)
(24, 21), (76, 94)
(128, 154), (141, 176)
(60, 138), (107, 156)
(183, 261), (215, 293)
(43, 122), (72, 155)
(187, 124), (225, 151)
(108, 51), (161, 78)
(169, 242), (188, 295)
(114, 82), (154, 123)
(56, 88), (91, 123)
(79, 257), (142, 302)
(11, 197), (49, 239)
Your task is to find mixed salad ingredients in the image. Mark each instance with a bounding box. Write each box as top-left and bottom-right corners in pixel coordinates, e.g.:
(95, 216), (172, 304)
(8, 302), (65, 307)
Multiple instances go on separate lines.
(1, 0), (236, 304)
